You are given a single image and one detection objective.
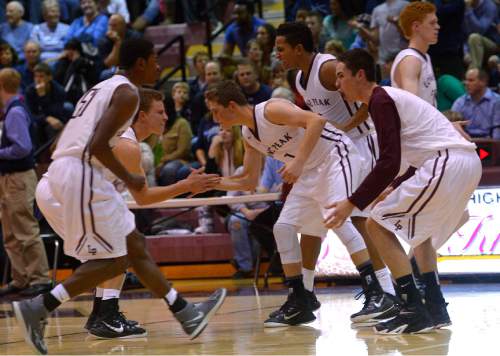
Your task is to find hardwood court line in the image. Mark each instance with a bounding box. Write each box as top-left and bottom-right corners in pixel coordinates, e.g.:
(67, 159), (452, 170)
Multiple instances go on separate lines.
(402, 342), (451, 353)
(0, 304), (283, 346)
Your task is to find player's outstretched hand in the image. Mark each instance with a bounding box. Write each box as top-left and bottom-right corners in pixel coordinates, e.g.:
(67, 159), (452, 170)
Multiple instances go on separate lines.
(125, 173), (146, 191)
(277, 159), (304, 184)
(324, 199), (355, 229)
(186, 167), (221, 196)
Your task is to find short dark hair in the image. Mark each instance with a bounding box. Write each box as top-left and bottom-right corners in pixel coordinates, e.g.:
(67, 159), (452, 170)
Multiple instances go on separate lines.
(119, 38), (155, 70)
(205, 80), (248, 107)
(64, 38), (82, 53)
(306, 10), (324, 21)
(337, 49), (376, 82)
(276, 22), (314, 53)
(237, 58), (257, 73)
(235, 0), (254, 14)
(133, 87), (164, 123)
(34, 62), (52, 76)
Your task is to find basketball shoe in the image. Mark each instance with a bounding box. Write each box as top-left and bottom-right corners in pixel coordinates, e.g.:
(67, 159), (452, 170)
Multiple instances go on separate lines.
(12, 295), (49, 355)
(373, 303), (435, 334)
(264, 290), (316, 327)
(268, 289), (321, 319)
(426, 301), (451, 328)
(351, 291), (400, 326)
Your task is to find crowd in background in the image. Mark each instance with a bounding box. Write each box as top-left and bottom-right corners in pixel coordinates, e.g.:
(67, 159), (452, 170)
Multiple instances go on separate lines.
(0, 0), (499, 285)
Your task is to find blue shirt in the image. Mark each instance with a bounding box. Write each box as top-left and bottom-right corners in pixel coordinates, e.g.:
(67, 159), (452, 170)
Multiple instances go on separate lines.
(244, 84), (272, 106)
(65, 14), (109, 55)
(15, 63), (36, 94)
(30, 22), (70, 62)
(451, 88), (500, 139)
(224, 16), (266, 56)
(260, 156), (283, 192)
(0, 21), (34, 62)
(463, 0), (500, 43)
(0, 96), (32, 160)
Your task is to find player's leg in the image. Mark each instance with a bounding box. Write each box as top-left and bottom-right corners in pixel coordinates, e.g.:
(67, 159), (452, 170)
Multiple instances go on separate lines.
(125, 229), (226, 338)
(352, 216), (395, 295)
(300, 234), (322, 310)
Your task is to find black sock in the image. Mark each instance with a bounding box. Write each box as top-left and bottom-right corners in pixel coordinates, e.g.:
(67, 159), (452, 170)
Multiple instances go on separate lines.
(396, 274), (423, 306)
(285, 275), (306, 297)
(99, 298), (119, 315)
(42, 292), (61, 312)
(357, 262), (383, 293)
(90, 294), (102, 316)
(165, 294), (188, 313)
(422, 271), (445, 304)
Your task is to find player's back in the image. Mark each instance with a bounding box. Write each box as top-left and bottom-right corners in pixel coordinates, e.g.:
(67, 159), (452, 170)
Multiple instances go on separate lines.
(52, 75), (139, 169)
(380, 86), (475, 166)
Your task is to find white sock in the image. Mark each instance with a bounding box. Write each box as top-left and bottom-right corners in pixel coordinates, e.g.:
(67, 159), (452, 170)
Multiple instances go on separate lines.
(50, 284), (70, 303)
(165, 288), (178, 305)
(95, 287), (104, 298)
(302, 268), (315, 292)
(102, 288), (121, 300)
(375, 267), (395, 295)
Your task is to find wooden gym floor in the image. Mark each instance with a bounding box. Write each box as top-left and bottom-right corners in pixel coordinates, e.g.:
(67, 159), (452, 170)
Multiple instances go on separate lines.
(0, 281), (499, 355)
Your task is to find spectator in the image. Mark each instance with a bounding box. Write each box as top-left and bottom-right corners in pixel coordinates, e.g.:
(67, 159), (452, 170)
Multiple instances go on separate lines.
(25, 62), (71, 145)
(427, 0), (466, 80)
(221, 0), (266, 57)
(285, 0), (331, 22)
(451, 68), (500, 139)
(171, 81), (192, 124)
(208, 126), (244, 177)
(98, 13), (140, 79)
(0, 42), (19, 69)
(256, 23), (276, 66)
(0, 1), (34, 63)
(191, 60), (223, 134)
(188, 51), (209, 99)
(246, 39), (272, 85)
(353, 0), (408, 63)
(16, 41), (41, 93)
(157, 94), (194, 187)
(65, 0), (108, 60)
(59, 0), (81, 24)
(465, 0), (500, 70)
(323, 0), (357, 50)
(131, 0), (161, 32)
(98, 0), (130, 22)
(0, 68), (51, 297)
(236, 59), (272, 106)
(488, 54), (500, 89)
(306, 11), (328, 52)
(54, 39), (99, 105)
(270, 60), (288, 90)
(30, 0), (70, 64)
(437, 74), (466, 112)
(324, 39), (346, 57)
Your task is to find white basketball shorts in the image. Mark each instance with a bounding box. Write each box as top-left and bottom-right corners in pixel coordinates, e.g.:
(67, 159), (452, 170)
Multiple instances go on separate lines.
(36, 156), (136, 261)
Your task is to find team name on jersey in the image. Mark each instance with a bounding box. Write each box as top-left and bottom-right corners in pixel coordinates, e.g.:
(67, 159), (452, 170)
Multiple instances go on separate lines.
(266, 132), (293, 156)
(306, 98), (331, 107)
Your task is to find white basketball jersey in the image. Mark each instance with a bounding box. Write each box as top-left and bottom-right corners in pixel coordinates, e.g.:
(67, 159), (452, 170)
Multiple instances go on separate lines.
(382, 86), (476, 167)
(52, 75), (139, 169)
(242, 99), (350, 170)
(391, 48), (437, 107)
(120, 127), (138, 143)
(295, 53), (374, 139)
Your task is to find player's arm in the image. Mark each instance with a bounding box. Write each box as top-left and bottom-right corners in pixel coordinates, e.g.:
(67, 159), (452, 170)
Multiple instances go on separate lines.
(114, 139), (220, 205)
(215, 140), (263, 191)
(89, 85), (144, 190)
(266, 100), (326, 183)
(394, 56), (421, 96)
(320, 60), (370, 132)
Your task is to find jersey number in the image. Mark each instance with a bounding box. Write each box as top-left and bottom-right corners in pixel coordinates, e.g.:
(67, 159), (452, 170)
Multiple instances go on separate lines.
(72, 88), (100, 118)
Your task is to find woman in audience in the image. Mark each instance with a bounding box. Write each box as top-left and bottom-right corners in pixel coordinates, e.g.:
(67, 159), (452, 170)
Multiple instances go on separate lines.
(246, 39), (271, 85)
(323, 0), (356, 50)
(207, 126), (244, 178)
(0, 43), (18, 69)
(256, 23), (276, 66)
(157, 94), (196, 186)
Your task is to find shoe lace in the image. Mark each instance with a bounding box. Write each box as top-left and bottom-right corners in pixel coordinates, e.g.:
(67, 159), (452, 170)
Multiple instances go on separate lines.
(355, 289), (380, 310)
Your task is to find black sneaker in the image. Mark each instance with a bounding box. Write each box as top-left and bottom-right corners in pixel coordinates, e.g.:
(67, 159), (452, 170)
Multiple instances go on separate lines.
(12, 296), (49, 354)
(351, 291), (400, 326)
(374, 303), (435, 334)
(264, 291), (316, 327)
(174, 288), (227, 339)
(426, 301), (451, 328)
(88, 311), (147, 339)
(85, 311), (139, 330)
(269, 290), (320, 319)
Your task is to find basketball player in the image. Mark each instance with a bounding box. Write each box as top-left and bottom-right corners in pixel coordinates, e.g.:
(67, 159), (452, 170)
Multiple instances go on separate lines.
(84, 88), (222, 339)
(12, 39), (226, 355)
(391, 1), (439, 106)
(274, 22), (396, 325)
(205, 80), (397, 327)
(327, 49), (481, 333)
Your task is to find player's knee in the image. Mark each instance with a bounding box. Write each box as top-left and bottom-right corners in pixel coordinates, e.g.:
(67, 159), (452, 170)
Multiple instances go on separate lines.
(273, 223), (301, 264)
(333, 221), (366, 255)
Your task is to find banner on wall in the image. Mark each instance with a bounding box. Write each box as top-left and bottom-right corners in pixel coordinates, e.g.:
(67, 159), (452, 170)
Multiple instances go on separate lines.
(315, 187), (500, 277)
